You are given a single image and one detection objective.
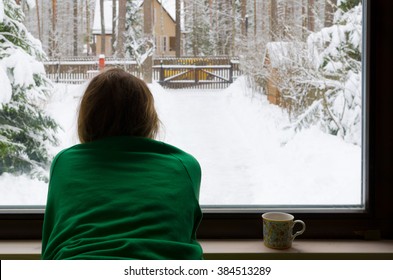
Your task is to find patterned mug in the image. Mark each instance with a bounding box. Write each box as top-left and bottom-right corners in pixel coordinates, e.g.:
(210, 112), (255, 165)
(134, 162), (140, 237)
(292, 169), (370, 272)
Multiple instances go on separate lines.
(262, 212), (306, 249)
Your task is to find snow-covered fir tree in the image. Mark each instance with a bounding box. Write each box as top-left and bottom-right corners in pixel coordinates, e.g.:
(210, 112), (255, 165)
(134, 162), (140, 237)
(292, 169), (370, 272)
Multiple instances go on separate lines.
(0, 0), (58, 181)
(273, 0), (362, 146)
(305, 0), (362, 145)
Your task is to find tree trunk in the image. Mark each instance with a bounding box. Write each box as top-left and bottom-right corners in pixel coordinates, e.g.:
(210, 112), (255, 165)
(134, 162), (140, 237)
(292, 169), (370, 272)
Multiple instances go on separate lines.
(117, 0), (126, 58)
(112, 0), (117, 55)
(100, 0), (106, 55)
(192, 1), (198, 56)
(308, 0), (315, 32)
(50, 0), (57, 57)
(270, 0), (278, 41)
(325, 0), (337, 27)
(175, 0), (181, 57)
(143, 0), (153, 82)
(302, 0), (307, 40)
(73, 0), (78, 56)
(261, 0), (267, 38)
(209, 0), (213, 24)
(232, 0), (236, 55)
(35, 0), (41, 41)
(254, 0), (257, 38)
(241, 0), (247, 37)
(86, 0), (90, 56)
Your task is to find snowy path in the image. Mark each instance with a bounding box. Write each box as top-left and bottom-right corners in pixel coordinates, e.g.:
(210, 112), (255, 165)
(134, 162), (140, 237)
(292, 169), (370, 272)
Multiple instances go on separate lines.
(152, 79), (361, 206)
(156, 90), (260, 205)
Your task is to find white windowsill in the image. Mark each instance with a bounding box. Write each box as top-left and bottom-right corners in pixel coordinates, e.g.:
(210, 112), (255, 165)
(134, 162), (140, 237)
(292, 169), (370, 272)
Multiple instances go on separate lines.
(1, 239), (393, 260)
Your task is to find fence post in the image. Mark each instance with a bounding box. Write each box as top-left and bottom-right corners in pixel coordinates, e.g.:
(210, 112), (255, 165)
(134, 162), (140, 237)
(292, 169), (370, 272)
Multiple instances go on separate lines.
(194, 65), (199, 83)
(229, 61), (234, 83)
(159, 60), (164, 85)
(56, 57), (61, 83)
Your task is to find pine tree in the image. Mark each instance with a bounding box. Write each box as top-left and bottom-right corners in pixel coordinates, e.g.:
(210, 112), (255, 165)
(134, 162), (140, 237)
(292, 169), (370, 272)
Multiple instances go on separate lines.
(116, 0), (126, 58)
(0, 0), (59, 181)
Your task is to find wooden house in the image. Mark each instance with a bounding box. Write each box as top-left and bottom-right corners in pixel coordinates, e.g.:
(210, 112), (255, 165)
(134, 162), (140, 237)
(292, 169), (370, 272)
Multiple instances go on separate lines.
(92, 0), (177, 57)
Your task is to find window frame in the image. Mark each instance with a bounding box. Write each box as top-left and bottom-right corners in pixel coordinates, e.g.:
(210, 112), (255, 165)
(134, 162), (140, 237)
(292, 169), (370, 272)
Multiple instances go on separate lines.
(162, 35), (167, 52)
(1, 0), (392, 240)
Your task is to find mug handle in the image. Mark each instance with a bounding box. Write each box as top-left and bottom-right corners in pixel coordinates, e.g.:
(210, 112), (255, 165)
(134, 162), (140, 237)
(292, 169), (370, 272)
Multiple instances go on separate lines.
(292, 220), (306, 240)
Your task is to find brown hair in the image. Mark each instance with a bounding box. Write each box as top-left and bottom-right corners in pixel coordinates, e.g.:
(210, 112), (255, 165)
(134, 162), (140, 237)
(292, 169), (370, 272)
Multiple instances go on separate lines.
(78, 68), (159, 143)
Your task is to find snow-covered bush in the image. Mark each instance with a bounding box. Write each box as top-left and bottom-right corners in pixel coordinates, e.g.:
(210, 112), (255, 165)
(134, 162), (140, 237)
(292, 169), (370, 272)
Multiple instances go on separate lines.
(0, 0), (58, 181)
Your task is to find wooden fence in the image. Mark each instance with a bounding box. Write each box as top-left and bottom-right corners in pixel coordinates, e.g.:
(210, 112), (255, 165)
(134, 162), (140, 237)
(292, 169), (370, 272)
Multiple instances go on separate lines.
(153, 65), (235, 89)
(44, 57), (140, 77)
(44, 57), (241, 89)
(46, 71), (98, 84)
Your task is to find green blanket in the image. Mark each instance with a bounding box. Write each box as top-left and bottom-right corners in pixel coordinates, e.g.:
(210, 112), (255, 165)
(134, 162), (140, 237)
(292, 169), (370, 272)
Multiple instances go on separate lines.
(41, 136), (203, 259)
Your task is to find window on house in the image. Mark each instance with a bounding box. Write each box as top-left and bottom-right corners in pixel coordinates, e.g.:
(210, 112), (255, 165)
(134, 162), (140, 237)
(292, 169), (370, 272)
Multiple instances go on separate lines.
(169, 36), (176, 52)
(2, 0), (392, 240)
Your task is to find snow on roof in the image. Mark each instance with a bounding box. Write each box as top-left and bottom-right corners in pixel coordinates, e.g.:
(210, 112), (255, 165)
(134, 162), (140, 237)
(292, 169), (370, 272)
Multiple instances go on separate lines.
(92, 0), (175, 35)
(158, 0), (176, 22)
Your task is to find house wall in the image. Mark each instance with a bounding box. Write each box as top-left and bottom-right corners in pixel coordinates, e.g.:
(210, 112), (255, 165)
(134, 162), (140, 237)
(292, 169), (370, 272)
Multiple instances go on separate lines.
(267, 69), (281, 105)
(95, 35), (113, 57)
(152, 0), (176, 56)
(92, 0), (176, 57)
(264, 55), (281, 106)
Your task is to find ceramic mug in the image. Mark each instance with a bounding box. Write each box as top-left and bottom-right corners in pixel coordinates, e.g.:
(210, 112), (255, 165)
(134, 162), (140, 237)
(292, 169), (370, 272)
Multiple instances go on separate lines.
(262, 212), (306, 249)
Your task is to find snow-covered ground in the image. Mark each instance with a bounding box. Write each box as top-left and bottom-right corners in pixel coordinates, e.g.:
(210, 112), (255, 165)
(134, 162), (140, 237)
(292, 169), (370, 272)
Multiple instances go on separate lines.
(0, 77), (361, 206)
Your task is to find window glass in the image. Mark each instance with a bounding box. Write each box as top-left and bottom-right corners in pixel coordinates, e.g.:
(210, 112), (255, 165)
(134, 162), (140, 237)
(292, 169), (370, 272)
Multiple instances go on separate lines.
(0, 0), (364, 209)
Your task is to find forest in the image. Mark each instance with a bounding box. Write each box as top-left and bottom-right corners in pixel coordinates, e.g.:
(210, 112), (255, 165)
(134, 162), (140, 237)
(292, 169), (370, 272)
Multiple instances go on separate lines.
(21, 1), (341, 58)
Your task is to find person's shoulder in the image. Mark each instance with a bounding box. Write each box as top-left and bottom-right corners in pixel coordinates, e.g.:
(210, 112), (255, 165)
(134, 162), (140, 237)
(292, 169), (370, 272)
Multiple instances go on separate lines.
(158, 140), (201, 177)
(50, 142), (88, 168)
(157, 140), (199, 163)
(53, 143), (84, 159)
(47, 144), (80, 182)
(157, 141), (202, 197)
